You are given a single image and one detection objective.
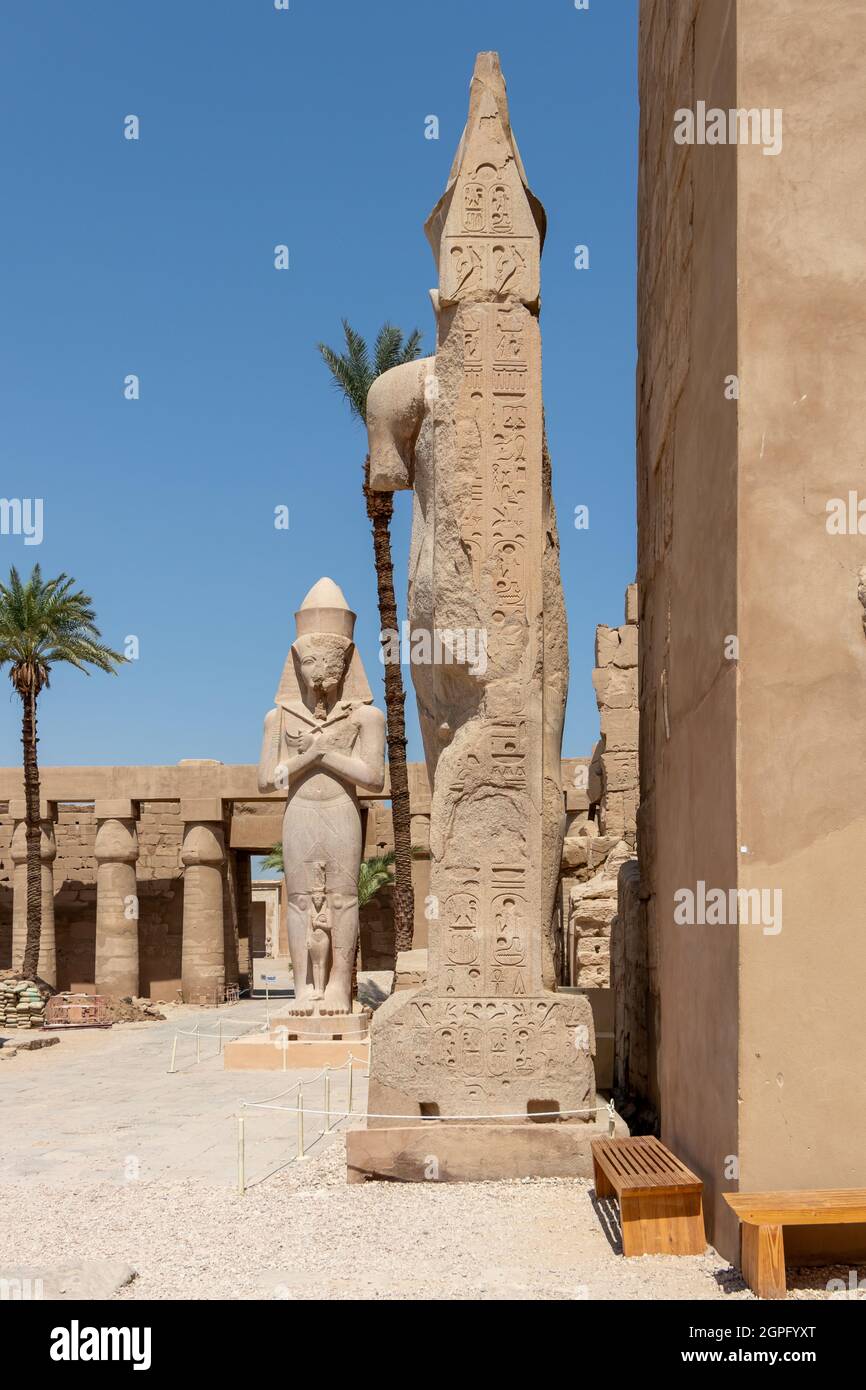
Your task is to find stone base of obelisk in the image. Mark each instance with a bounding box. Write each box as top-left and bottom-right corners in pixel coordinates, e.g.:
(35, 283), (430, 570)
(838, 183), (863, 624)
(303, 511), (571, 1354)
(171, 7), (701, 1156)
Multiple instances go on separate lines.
(346, 1109), (629, 1184)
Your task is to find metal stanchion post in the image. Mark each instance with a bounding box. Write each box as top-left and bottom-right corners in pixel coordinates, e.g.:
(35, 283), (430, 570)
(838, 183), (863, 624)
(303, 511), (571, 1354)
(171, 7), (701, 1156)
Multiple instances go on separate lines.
(237, 1115), (245, 1195)
(324, 1069), (331, 1131)
(296, 1089), (306, 1160)
(168, 1036), (178, 1074)
(195, 1024), (201, 1065)
(347, 1056), (354, 1117)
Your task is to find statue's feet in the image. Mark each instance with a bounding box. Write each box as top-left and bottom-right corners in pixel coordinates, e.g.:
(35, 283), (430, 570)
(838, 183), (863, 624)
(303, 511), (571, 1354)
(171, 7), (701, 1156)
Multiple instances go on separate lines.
(321, 987), (351, 1016)
(288, 993), (315, 1017)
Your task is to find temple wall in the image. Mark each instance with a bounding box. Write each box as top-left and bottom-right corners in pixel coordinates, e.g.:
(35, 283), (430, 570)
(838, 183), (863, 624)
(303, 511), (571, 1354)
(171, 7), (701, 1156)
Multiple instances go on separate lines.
(637, 0), (740, 1254)
(638, 0), (866, 1262)
(735, 0), (866, 1260)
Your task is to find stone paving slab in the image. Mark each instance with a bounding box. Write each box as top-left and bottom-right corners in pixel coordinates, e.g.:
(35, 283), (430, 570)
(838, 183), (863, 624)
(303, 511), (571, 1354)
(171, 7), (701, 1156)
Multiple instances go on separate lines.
(1, 1001), (365, 1188)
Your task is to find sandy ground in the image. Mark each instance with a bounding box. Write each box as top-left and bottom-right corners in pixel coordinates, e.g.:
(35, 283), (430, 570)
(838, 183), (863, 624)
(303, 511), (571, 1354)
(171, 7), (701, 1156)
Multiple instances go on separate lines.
(1, 1006), (862, 1301)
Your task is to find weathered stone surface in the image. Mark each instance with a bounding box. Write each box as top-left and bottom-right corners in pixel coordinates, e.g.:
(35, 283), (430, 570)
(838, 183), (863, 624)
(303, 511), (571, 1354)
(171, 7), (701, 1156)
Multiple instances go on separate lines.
(613, 624), (638, 668)
(257, 579), (386, 1024)
(600, 707), (639, 752)
(566, 839), (633, 989)
(346, 1112), (628, 1184)
(594, 625), (621, 668)
(592, 665), (637, 710)
(394, 947), (427, 991)
(602, 751), (638, 796)
(365, 52), (594, 1125)
(94, 810), (139, 998)
(625, 582), (639, 625)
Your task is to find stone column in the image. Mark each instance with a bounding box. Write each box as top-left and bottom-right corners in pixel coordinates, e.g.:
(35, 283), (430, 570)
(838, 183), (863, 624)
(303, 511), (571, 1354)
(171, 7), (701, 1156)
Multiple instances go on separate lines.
(180, 799), (226, 1004)
(10, 800), (57, 986)
(94, 799), (140, 998)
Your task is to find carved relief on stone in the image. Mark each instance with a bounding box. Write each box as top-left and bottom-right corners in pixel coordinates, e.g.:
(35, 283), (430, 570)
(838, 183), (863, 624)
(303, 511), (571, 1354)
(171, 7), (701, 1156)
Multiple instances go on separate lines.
(364, 54), (595, 1122)
(256, 579), (385, 1018)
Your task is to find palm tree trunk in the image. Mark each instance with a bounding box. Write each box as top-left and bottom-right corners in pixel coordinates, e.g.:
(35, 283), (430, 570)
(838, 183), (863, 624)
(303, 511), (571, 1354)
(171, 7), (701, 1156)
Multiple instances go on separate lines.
(21, 686), (42, 981)
(364, 458), (415, 957)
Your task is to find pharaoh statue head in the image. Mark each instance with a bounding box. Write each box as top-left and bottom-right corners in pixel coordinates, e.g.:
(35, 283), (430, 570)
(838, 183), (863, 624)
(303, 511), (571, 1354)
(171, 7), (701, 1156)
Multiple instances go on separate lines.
(273, 577), (374, 714)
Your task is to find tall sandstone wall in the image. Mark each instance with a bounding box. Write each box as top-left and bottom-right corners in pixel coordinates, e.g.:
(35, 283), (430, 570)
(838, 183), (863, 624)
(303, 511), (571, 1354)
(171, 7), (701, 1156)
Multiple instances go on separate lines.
(638, 0), (866, 1261)
(638, 0), (740, 1254)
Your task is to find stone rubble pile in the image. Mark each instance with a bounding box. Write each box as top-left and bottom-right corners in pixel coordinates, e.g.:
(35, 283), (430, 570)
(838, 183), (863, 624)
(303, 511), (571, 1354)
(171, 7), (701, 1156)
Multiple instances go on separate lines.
(105, 996), (165, 1023)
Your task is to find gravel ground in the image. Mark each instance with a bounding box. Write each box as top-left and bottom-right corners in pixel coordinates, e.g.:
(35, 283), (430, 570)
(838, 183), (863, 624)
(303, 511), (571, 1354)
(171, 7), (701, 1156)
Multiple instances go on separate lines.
(2, 1009), (862, 1301)
(1, 1137), (861, 1301)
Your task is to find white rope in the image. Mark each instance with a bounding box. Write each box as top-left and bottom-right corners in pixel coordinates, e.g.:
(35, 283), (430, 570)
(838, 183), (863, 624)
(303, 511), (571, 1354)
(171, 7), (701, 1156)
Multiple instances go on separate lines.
(267, 1029), (370, 1040)
(244, 1101), (609, 1121)
(172, 1022), (369, 1041)
(172, 1020), (269, 1038)
(239, 1055), (367, 1108)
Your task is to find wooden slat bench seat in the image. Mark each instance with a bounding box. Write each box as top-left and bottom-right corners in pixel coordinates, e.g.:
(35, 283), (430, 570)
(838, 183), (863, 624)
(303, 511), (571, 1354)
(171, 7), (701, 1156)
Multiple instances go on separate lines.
(725, 1189), (866, 1299)
(591, 1136), (706, 1256)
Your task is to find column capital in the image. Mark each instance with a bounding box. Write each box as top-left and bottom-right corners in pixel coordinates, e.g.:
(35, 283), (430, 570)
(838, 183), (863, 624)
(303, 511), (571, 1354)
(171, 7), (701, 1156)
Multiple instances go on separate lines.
(95, 815), (139, 866)
(181, 820), (225, 868)
(10, 817), (56, 864)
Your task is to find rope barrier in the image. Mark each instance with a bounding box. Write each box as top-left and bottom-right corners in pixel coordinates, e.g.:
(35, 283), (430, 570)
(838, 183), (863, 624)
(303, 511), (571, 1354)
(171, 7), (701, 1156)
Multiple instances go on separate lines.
(234, 1066), (618, 1195)
(171, 1021), (368, 1040)
(245, 1101), (610, 1121)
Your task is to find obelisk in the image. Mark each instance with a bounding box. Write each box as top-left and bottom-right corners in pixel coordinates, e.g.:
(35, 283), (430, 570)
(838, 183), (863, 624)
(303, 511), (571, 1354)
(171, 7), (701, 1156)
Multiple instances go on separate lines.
(360, 53), (597, 1135)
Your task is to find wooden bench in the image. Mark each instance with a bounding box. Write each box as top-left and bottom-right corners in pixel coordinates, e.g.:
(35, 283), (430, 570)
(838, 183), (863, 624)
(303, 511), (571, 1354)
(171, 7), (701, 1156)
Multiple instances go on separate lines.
(591, 1136), (706, 1256)
(725, 1189), (866, 1299)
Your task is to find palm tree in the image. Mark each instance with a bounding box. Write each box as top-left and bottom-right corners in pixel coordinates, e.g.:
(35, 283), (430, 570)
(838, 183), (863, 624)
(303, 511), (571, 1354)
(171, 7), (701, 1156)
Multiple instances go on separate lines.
(0, 565), (126, 980)
(261, 844), (395, 910)
(357, 852), (396, 909)
(317, 321), (422, 955)
(260, 844), (284, 873)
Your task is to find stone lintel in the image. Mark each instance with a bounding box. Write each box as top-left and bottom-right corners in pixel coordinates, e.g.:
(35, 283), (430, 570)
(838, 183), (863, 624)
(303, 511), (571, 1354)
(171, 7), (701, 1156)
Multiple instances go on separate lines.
(94, 798), (137, 820)
(9, 798), (55, 822)
(180, 798), (225, 824)
(229, 813), (283, 851)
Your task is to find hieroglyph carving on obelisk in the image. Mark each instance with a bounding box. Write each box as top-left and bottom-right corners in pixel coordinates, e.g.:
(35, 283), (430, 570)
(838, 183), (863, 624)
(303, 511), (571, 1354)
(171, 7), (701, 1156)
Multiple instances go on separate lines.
(363, 53), (596, 1122)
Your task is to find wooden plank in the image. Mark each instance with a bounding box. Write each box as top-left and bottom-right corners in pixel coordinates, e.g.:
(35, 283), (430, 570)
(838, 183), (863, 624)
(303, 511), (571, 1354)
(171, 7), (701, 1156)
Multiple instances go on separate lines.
(725, 1190), (866, 1227)
(592, 1137), (702, 1196)
(621, 1189), (706, 1257)
(741, 1222), (787, 1299)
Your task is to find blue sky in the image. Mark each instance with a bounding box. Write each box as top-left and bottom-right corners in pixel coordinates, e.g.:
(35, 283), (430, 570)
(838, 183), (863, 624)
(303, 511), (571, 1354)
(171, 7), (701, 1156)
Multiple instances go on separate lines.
(0, 0), (637, 770)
